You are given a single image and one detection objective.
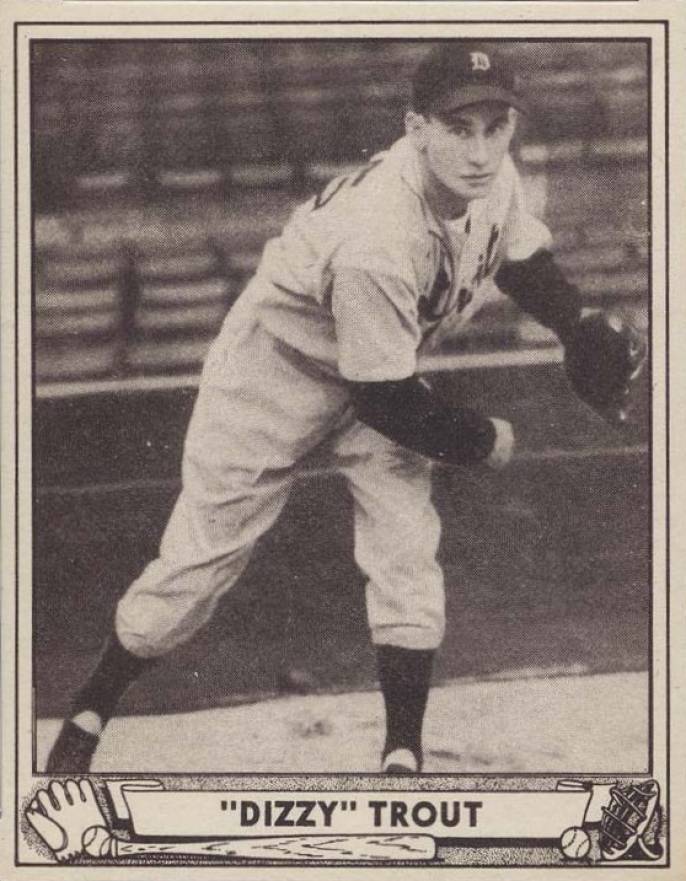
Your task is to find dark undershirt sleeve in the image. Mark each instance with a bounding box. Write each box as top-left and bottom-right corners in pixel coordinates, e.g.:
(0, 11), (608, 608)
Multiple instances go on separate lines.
(495, 249), (582, 345)
(348, 376), (496, 467)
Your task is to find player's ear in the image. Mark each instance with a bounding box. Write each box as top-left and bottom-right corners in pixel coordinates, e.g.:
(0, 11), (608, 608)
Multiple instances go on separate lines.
(405, 110), (429, 150)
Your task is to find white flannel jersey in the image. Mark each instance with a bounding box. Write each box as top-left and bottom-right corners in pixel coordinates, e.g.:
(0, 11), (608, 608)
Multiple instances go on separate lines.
(246, 135), (552, 382)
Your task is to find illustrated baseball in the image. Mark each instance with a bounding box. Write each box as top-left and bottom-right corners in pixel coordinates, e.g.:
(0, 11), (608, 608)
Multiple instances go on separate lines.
(83, 825), (113, 858)
(560, 826), (591, 860)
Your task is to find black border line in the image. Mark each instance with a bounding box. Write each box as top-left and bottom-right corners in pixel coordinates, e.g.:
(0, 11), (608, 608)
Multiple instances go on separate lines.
(663, 17), (670, 869)
(15, 18), (670, 870)
(12, 18), (673, 26)
(647, 34), (654, 780)
(25, 30), (655, 779)
(23, 36), (662, 43)
(22, 35), (661, 44)
(29, 24), (38, 783)
(25, 31), (657, 779)
(13, 17), (21, 874)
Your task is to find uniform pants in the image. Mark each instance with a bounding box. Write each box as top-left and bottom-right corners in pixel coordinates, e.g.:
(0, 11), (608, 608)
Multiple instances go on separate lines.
(115, 313), (445, 658)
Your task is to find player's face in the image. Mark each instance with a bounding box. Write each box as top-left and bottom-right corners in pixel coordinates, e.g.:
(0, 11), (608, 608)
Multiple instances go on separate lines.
(409, 102), (516, 211)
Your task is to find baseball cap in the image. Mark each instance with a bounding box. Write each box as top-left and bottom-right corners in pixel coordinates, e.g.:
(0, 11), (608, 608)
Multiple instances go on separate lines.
(412, 42), (527, 116)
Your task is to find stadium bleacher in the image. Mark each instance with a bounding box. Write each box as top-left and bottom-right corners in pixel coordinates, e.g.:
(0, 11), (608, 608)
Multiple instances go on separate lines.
(32, 40), (649, 384)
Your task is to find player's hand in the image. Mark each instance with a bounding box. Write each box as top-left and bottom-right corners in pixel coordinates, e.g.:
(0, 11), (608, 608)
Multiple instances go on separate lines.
(484, 418), (514, 470)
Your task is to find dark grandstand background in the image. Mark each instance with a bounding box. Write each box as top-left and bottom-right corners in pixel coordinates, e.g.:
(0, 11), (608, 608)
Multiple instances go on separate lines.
(32, 40), (651, 722)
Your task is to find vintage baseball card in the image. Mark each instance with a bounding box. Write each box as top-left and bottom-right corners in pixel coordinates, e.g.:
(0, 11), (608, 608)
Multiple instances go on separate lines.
(1, 0), (684, 877)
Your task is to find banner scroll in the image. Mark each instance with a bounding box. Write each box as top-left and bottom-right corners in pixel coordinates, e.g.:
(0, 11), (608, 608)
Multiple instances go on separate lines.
(24, 777), (662, 865)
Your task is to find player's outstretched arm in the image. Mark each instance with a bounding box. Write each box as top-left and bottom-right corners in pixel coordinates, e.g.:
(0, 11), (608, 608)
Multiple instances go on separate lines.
(496, 250), (646, 425)
(495, 249), (582, 345)
(348, 376), (514, 470)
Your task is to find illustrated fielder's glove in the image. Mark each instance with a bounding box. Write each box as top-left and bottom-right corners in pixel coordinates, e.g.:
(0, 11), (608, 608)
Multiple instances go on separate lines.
(564, 311), (647, 425)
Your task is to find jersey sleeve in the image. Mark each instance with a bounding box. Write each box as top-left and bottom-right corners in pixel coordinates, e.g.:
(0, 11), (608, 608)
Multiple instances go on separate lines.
(501, 159), (553, 262)
(330, 242), (423, 382)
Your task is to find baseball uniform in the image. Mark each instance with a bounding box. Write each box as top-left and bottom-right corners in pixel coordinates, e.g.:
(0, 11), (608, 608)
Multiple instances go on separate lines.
(115, 135), (552, 657)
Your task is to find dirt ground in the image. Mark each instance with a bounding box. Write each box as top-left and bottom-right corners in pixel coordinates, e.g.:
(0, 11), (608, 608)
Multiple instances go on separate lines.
(36, 669), (649, 774)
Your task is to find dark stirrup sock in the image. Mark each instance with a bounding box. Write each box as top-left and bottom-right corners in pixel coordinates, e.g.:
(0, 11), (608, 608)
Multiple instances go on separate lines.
(71, 632), (156, 725)
(376, 645), (435, 761)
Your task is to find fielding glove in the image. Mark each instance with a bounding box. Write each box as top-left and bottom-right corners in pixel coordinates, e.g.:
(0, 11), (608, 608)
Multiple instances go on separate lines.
(564, 311), (647, 425)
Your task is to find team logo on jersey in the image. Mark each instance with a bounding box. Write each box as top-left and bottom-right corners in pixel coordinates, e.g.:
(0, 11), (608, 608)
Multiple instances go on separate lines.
(420, 223), (501, 330)
(471, 223), (500, 288)
(470, 52), (490, 72)
(419, 263), (451, 324)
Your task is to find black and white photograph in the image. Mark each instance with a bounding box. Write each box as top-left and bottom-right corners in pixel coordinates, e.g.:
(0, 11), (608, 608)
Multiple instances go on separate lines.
(33, 31), (652, 776)
(1, 2), (682, 875)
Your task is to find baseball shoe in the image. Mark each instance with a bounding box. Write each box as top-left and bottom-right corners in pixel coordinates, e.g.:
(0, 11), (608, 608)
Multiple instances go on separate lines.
(382, 747), (421, 774)
(45, 720), (99, 774)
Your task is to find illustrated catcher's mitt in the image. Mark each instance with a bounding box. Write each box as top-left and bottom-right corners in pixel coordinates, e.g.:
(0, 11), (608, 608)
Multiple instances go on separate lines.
(564, 312), (647, 425)
(600, 780), (661, 861)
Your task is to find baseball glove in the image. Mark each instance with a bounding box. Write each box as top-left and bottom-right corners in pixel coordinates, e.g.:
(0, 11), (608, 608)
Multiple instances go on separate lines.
(564, 311), (647, 425)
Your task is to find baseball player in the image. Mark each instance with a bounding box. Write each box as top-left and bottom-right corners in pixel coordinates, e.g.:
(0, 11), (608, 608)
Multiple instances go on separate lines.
(46, 43), (645, 774)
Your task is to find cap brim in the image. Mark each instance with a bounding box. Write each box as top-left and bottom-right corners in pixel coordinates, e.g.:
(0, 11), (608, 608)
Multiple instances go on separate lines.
(431, 85), (528, 115)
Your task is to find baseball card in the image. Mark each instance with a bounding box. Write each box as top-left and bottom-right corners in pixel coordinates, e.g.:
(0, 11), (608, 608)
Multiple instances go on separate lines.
(0, 0), (684, 878)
